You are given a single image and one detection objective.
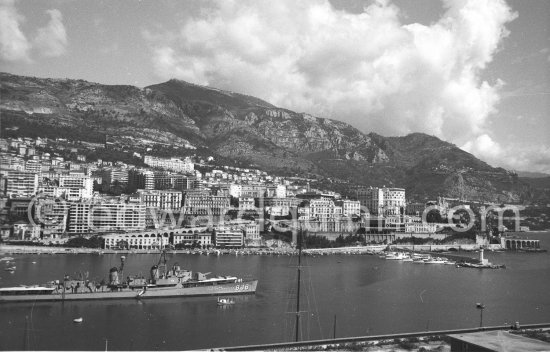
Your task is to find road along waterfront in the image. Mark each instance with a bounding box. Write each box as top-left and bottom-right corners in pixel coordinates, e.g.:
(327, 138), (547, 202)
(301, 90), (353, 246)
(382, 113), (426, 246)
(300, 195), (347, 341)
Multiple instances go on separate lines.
(0, 231), (548, 350)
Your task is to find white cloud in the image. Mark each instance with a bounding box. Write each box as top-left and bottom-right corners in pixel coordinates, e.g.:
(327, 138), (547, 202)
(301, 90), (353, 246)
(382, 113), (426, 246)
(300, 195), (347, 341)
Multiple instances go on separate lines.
(462, 134), (550, 173)
(142, 0), (532, 169)
(0, 2), (67, 63)
(144, 0), (515, 142)
(34, 9), (67, 57)
(0, 0), (31, 62)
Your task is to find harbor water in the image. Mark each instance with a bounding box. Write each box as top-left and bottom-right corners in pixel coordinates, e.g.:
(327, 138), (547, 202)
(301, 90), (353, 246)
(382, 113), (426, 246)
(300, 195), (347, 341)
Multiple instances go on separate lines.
(1, 232), (549, 350)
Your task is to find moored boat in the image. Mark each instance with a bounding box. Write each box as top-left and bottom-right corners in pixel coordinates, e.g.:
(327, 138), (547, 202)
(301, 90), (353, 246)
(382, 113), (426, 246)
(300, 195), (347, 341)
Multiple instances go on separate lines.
(424, 257), (446, 264)
(0, 251), (258, 303)
(385, 252), (408, 260)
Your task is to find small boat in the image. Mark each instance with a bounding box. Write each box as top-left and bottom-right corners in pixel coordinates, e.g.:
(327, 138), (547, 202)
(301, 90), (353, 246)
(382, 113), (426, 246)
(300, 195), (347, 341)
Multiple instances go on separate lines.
(0, 257), (14, 262)
(217, 297), (235, 306)
(73, 317), (83, 323)
(4, 267), (16, 272)
(385, 252), (407, 260)
(424, 257), (446, 264)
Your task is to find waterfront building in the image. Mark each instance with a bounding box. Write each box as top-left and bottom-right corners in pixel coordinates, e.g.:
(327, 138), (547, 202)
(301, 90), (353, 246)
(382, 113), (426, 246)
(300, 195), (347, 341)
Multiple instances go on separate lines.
(68, 199), (146, 234)
(173, 227), (212, 248)
(12, 220), (41, 240)
(214, 230), (244, 248)
(218, 219), (261, 241)
(102, 227), (213, 249)
(34, 198), (69, 238)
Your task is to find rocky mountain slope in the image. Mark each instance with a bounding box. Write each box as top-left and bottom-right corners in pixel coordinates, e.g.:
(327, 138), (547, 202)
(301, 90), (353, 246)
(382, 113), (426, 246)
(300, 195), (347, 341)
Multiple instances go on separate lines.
(0, 72), (534, 202)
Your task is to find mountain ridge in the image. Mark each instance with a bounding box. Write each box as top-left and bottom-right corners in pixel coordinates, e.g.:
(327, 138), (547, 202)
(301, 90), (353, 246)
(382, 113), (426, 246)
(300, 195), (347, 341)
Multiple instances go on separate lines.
(0, 72), (537, 203)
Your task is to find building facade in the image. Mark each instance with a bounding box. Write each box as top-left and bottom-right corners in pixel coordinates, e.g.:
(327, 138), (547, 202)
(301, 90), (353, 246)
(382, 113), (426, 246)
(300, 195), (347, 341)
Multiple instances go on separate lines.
(357, 187), (406, 216)
(68, 200), (146, 234)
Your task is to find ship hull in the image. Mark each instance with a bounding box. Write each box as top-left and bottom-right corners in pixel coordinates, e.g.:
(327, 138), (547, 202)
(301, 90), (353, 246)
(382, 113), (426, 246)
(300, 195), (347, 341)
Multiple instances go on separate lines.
(0, 280), (258, 303)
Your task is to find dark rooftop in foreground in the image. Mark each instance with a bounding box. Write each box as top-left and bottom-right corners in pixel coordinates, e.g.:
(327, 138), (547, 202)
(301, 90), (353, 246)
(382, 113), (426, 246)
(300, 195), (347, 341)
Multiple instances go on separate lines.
(448, 330), (550, 352)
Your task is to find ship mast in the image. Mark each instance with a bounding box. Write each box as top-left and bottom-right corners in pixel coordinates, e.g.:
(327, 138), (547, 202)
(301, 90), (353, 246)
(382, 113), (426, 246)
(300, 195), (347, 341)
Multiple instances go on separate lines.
(295, 225), (302, 342)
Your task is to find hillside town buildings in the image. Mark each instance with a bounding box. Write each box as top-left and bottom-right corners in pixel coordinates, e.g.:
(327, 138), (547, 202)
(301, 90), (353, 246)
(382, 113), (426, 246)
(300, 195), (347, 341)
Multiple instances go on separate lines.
(0, 135), (465, 248)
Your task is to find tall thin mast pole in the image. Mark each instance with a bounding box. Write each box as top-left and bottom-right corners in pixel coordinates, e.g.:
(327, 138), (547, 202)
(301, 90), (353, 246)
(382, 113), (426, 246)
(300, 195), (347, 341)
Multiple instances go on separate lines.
(295, 226), (302, 342)
(24, 315), (29, 351)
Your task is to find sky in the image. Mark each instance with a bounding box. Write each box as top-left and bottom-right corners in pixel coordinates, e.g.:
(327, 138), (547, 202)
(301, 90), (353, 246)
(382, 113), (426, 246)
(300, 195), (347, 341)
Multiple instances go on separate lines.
(1, 0), (549, 173)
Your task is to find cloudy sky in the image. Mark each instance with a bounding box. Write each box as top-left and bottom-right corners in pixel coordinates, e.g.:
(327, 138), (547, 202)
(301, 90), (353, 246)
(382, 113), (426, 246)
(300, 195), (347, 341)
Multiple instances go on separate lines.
(1, 0), (549, 173)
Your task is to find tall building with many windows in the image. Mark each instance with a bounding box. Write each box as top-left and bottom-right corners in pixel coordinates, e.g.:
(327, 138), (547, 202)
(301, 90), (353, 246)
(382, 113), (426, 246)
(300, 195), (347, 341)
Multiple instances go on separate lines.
(68, 199), (146, 234)
(143, 156), (194, 173)
(0, 170), (39, 197)
(183, 191), (230, 216)
(138, 189), (183, 211)
(357, 187), (406, 215)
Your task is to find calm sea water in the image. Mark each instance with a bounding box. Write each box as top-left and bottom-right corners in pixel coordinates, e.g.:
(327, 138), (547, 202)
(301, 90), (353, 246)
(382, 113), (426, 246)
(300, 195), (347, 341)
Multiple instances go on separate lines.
(1, 232), (549, 350)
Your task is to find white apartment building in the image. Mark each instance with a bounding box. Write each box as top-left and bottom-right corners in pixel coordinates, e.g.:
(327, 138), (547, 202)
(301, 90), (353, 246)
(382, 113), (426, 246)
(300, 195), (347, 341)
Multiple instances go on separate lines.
(357, 187), (406, 216)
(24, 160), (42, 173)
(68, 200), (146, 234)
(59, 173), (93, 199)
(1, 170), (39, 197)
(0, 154), (25, 170)
(263, 197), (301, 217)
(309, 199), (342, 222)
(103, 228), (212, 249)
(102, 168), (129, 185)
(138, 189), (182, 211)
(218, 220), (261, 241)
(214, 230), (244, 248)
(183, 191), (230, 216)
(143, 156), (194, 173)
(337, 199), (361, 217)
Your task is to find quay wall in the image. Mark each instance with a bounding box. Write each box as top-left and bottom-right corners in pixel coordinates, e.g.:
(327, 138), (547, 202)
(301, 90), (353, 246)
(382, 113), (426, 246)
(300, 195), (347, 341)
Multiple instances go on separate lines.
(220, 323), (550, 351)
